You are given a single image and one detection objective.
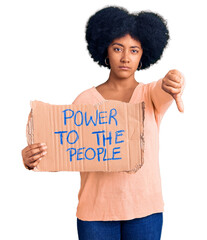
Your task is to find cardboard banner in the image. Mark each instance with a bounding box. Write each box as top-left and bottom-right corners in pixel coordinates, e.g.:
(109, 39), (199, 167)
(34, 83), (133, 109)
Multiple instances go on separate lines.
(29, 100), (145, 173)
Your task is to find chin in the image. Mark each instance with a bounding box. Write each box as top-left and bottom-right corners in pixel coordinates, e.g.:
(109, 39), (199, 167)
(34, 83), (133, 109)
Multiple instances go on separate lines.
(112, 70), (131, 77)
(117, 72), (133, 79)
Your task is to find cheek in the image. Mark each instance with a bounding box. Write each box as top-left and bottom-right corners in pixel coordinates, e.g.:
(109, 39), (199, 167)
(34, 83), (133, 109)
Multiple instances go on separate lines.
(133, 55), (142, 66)
(109, 55), (120, 66)
(131, 59), (140, 69)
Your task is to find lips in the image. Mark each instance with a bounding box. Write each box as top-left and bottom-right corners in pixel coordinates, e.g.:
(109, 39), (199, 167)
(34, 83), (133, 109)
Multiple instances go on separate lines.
(119, 66), (131, 70)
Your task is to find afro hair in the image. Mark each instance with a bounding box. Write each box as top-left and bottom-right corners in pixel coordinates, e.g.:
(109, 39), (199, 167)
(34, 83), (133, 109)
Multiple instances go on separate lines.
(85, 6), (170, 70)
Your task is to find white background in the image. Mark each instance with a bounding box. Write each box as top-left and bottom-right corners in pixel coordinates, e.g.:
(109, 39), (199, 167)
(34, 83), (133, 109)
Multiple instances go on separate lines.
(0, 0), (206, 239)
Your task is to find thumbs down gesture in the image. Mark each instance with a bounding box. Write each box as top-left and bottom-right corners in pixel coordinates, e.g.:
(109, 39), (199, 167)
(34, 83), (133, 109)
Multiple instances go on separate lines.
(162, 69), (185, 113)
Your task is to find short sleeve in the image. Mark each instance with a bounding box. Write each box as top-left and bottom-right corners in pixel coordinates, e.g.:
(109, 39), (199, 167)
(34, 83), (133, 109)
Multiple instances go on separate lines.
(150, 78), (174, 115)
(26, 110), (33, 145)
(25, 109), (40, 172)
(72, 88), (98, 105)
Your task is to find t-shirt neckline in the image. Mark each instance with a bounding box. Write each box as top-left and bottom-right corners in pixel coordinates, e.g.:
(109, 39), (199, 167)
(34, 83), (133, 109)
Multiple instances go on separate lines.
(92, 82), (143, 104)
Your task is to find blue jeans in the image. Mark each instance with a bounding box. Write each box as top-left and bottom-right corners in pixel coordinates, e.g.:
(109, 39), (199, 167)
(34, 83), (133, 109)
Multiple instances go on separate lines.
(77, 212), (163, 240)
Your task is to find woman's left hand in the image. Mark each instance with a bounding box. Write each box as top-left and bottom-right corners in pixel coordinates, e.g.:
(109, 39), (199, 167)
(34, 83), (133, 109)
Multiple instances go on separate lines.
(162, 69), (185, 113)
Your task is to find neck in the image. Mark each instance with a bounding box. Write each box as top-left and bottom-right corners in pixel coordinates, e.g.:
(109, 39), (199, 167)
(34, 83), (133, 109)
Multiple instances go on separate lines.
(105, 71), (138, 90)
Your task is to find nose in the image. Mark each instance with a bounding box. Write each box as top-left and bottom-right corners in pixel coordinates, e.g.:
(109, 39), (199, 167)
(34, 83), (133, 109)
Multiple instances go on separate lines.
(120, 50), (130, 63)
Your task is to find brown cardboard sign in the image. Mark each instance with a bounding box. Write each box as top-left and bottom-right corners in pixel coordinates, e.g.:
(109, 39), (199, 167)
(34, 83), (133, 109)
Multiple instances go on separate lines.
(29, 100), (145, 173)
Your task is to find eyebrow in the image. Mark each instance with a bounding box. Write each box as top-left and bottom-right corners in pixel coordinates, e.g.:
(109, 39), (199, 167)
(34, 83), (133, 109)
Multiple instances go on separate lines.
(111, 43), (141, 49)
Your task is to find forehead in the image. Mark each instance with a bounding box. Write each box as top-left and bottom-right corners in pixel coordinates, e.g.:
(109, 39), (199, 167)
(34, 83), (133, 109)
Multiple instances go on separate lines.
(110, 34), (142, 47)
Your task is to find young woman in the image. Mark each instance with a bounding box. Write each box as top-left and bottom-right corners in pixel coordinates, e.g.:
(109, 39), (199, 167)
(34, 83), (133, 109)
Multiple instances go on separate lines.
(22, 6), (185, 240)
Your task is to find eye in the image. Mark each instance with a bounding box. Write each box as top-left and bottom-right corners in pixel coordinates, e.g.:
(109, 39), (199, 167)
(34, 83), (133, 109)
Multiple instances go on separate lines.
(113, 47), (122, 52)
(131, 49), (138, 53)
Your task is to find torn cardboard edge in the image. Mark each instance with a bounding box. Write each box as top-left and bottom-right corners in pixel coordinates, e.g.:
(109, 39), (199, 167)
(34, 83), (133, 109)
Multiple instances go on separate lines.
(27, 100), (145, 173)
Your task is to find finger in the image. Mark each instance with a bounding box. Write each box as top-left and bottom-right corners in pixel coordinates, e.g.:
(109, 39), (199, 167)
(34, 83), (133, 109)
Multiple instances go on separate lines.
(174, 95), (184, 113)
(24, 164), (33, 170)
(168, 69), (182, 79)
(28, 150), (47, 163)
(165, 79), (182, 89)
(27, 158), (42, 170)
(24, 143), (46, 154)
(32, 159), (42, 168)
(180, 74), (186, 89)
(167, 73), (182, 83)
(162, 85), (181, 95)
(25, 145), (47, 158)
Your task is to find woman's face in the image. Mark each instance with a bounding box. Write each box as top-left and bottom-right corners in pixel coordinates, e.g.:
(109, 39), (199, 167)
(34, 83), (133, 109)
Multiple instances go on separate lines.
(107, 34), (143, 79)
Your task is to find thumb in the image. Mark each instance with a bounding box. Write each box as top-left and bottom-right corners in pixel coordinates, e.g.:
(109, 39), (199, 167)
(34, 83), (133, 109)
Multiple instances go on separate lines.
(174, 94), (184, 113)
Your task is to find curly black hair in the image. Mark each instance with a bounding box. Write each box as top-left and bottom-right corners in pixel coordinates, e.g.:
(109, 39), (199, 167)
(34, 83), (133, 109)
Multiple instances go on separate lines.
(85, 5), (170, 70)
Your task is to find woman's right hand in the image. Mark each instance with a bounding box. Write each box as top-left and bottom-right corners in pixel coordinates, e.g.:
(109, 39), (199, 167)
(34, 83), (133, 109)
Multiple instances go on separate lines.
(21, 143), (47, 170)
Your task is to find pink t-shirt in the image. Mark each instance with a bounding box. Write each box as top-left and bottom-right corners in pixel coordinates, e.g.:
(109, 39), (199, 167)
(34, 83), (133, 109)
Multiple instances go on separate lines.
(72, 79), (174, 221)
